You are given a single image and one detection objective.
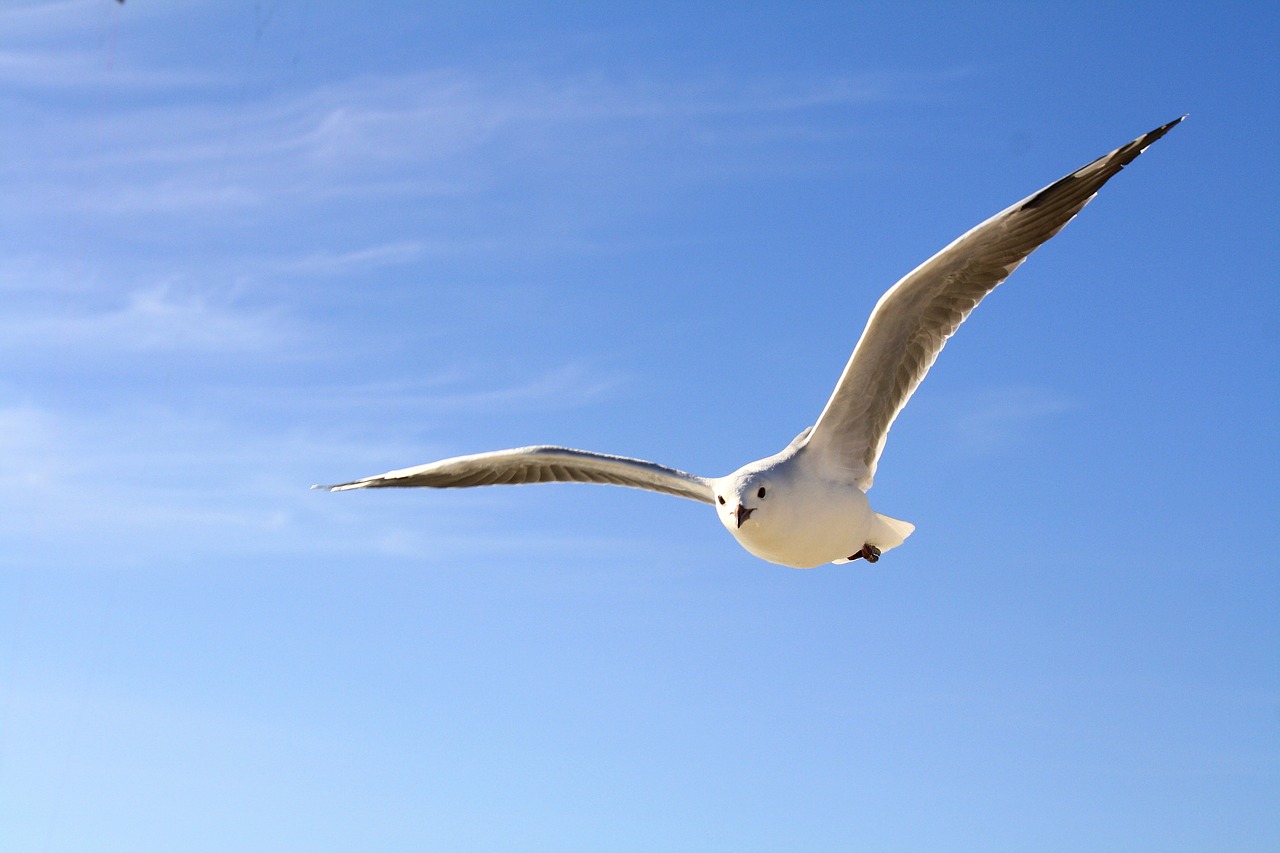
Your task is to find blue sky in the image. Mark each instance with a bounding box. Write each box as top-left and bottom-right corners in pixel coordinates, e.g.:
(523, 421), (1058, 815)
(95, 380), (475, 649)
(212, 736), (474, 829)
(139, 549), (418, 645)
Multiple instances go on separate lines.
(1, 1), (1276, 850)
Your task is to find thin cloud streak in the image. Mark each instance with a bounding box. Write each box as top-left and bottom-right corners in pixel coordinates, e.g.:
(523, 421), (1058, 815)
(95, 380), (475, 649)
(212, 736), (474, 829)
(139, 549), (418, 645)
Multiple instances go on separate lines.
(229, 364), (628, 419)
(7, 63), (951, 219)
(0, 285), (293, 354)
(0, 398), (651, 570)
(270, 241), (425, 275)
(0, 0), (111, 38)
(412, 363), (623, 414)
(0, 47), (223, 91)
(950, 385), (1077, 455)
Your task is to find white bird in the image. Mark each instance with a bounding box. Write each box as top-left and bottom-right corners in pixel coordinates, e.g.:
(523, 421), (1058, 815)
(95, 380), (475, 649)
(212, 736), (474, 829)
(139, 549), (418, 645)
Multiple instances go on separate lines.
(316, 117), (1183, 568)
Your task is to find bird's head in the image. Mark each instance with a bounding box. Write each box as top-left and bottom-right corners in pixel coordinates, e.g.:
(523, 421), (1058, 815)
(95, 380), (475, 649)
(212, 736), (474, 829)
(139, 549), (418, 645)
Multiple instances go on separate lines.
(713, 467), (776, 534)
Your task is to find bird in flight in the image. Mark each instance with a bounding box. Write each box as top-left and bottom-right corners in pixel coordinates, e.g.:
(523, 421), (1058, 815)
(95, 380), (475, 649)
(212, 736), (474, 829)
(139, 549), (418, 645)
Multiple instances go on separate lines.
(316, 117), (1184, 568)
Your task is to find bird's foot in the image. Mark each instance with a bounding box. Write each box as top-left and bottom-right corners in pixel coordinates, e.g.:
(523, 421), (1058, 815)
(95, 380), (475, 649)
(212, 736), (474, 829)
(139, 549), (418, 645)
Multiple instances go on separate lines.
(846, 544), (881, 563)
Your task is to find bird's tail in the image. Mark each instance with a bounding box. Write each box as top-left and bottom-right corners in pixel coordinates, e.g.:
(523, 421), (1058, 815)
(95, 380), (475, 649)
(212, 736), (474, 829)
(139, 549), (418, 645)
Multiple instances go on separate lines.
(871, 512), (916, 552)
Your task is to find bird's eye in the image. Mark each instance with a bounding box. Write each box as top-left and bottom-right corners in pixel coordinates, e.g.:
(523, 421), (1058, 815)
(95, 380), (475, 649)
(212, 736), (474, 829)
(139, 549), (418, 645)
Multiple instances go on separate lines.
(717, 495), (725, 505)
(757, 487), (766, 499)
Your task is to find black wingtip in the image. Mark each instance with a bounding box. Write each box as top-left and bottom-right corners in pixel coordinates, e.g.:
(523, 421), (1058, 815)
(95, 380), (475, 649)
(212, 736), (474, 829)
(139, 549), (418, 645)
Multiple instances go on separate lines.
(1142, 114), (1188, 145)
(1021, 116), (1184, 211)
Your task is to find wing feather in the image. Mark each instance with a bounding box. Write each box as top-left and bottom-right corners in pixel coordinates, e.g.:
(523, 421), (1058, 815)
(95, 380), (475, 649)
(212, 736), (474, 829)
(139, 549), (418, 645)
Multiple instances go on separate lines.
(314, 445), (715, 504)
(804, 117), (1184, 489)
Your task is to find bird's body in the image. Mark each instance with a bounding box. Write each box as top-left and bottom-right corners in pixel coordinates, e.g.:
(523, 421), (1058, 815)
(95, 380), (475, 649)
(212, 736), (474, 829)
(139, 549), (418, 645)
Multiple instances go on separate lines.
(317, 118), (1184, 568)
(709, 439), (910, 568)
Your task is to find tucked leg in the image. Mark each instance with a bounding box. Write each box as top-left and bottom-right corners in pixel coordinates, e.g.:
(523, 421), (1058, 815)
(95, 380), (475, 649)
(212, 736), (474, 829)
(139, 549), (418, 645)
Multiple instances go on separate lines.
(846, 544), (882, 563)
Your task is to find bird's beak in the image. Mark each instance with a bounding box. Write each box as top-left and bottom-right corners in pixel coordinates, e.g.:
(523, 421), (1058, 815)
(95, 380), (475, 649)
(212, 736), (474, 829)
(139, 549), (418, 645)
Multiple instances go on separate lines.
(735, 503), (755, 528)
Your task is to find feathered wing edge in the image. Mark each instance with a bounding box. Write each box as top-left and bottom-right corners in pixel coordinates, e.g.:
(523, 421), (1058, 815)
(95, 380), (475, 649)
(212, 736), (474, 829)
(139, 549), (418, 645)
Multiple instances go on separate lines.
(314, 445), (716, 504)
(803, 116), (1185, 489)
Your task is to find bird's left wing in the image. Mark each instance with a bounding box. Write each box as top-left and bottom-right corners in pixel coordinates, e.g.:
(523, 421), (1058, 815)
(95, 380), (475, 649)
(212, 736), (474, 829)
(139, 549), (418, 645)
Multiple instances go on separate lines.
(803, 117), (1184, 489)
(314, 445), (715, 504)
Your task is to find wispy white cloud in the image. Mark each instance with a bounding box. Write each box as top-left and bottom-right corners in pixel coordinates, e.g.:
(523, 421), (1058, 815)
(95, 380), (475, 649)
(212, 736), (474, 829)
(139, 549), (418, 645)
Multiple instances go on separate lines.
(412, 363), (623, 414)
(0, 254), (90, 294)
(0, 395), (644, 570)
(0, 0), (223, 90)
(0, 0), (110, 37)
(264, 235), (593, 274)
(0, 46), (105, 87)
(0, 46), (222, 91)
(950, 385), (1076, 455)
(269, 241), (425, 275)
(0, 284), (293, 354)
(237, 363), (626, 419)
(0, 400), (378, 561)
(8, 61), (946, 219)
(0, 404), (65, 489)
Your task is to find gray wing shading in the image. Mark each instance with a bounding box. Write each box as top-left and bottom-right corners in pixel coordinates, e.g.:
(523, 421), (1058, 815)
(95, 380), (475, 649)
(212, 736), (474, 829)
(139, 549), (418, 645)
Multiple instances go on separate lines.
(314, 445), (715, 504)
(804, 116), (1184, 490)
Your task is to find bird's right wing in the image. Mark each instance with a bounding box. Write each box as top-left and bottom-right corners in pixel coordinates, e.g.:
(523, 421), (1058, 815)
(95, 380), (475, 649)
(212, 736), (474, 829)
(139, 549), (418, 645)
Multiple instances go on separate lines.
(314, 445), (715, 504)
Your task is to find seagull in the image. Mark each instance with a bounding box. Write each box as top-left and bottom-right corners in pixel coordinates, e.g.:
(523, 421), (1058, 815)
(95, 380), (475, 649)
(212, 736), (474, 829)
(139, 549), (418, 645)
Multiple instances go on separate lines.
(316, 117), (1184, 568)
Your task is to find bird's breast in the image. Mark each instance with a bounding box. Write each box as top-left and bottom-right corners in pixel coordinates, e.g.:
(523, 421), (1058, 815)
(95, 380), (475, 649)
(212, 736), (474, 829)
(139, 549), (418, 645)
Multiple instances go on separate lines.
(727, 480), (873, 569)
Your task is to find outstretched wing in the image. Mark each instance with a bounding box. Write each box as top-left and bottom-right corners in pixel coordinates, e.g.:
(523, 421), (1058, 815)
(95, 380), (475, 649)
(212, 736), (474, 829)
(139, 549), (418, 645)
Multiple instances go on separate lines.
(804, 116), (1184, 489)
(314, 445), (715, 504)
